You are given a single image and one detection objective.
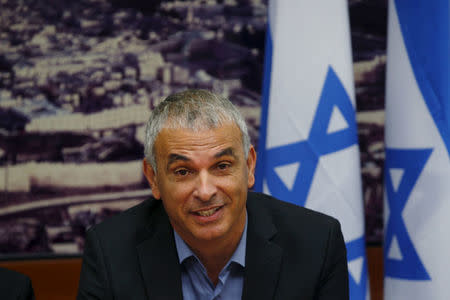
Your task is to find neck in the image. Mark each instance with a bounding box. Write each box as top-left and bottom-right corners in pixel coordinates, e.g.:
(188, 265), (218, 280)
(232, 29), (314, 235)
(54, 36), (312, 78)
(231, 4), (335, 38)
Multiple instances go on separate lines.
(196, 249), (233, 286)
(188, 214), (246, 285)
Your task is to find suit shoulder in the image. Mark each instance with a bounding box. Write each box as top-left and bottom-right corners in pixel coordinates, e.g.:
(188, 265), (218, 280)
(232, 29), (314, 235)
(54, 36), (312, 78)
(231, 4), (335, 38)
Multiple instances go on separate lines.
(247, 192), (340, 229)
(247, 192), (344, 260)
(88, 198), (159, 238)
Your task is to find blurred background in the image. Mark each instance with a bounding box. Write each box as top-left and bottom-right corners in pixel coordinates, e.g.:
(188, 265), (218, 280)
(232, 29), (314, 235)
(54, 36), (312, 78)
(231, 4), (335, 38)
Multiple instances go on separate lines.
(0, 0), (386, 257)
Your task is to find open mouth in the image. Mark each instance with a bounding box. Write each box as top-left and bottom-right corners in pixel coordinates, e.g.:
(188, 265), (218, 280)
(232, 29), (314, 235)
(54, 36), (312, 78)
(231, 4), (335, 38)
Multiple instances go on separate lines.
(194, 206), (222, 217)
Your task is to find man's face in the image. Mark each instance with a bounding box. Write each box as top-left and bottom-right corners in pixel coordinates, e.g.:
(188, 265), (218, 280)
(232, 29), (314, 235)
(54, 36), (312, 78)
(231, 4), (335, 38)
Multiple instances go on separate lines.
(143, 122), (256, 247)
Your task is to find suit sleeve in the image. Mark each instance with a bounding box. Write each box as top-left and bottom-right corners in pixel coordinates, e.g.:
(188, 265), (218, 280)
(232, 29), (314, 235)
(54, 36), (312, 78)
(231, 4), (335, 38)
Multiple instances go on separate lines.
(77, 227), (111, 300)
(315, 219), (349, 300)
(21, 275), (35, 300)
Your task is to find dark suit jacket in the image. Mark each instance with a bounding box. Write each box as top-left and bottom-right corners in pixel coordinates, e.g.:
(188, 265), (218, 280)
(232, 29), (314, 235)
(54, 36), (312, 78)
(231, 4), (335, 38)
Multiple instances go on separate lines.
(0, 267), (35, 300)
(77, 192), (348, 299)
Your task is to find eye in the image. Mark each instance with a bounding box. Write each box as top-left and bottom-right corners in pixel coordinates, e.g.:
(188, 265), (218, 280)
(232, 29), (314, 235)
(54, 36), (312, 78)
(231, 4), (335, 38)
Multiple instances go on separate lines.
(174, 168), (190, 176)
(217, 162), (231, 170)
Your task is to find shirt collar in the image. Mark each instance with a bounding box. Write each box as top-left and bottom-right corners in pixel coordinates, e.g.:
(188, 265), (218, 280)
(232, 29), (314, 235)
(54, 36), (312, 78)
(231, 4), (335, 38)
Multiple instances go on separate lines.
(173, 213), (247, 268)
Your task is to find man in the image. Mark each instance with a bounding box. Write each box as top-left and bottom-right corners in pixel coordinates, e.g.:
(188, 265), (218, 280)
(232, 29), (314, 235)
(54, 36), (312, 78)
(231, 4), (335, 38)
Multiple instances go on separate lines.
(77, 89), (349, 299)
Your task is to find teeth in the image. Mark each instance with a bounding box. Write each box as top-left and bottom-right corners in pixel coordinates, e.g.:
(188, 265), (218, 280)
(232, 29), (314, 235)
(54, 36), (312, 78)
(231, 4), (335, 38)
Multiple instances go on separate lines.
(196, 207), (220, 217)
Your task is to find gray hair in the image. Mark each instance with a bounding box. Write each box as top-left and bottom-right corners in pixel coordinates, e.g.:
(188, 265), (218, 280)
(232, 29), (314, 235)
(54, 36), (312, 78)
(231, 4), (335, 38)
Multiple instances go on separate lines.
(144, 89), (251, 172)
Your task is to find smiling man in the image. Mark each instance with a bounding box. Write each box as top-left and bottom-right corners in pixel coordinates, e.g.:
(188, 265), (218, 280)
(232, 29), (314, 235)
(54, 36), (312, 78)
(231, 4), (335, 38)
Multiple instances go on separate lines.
(77, 89), (349, 300)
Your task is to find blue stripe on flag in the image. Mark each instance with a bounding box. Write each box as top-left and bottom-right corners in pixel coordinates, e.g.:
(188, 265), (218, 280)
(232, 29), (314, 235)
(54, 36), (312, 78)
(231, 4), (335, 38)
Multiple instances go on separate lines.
(347, 237), (369, 300)
(384, 148), (432, 280)
(394, 0), (450, 156)
(255, 23), (273, 192)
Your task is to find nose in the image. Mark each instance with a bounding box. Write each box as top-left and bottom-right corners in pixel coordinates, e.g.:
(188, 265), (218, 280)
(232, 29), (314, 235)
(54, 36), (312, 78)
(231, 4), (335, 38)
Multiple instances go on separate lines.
(193, 170), (217, 201)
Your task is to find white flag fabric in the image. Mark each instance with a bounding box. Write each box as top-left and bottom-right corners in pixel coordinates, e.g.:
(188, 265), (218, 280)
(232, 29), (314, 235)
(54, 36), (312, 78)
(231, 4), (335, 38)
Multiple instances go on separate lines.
(255, 1), (369, 299)
(384, 0), (450, 299)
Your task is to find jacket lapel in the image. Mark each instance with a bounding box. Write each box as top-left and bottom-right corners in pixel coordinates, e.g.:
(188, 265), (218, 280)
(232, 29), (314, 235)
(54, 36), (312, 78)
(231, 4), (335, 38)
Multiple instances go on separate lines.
(242, 194), (283, 300)
(136, 203), (183, 300)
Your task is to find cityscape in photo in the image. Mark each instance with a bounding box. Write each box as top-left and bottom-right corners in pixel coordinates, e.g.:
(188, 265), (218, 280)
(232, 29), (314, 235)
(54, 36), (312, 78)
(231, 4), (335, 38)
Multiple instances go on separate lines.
(0, 0), (386, 256)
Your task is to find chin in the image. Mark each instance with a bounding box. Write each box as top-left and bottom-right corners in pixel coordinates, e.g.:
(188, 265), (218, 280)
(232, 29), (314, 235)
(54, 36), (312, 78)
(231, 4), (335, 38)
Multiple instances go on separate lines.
(193, 227), (227, 242)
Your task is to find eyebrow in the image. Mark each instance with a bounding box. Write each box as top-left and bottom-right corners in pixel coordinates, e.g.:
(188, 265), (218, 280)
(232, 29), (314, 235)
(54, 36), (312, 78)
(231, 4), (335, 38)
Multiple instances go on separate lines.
(167, 154), (190, 168)
(166, 147), (237, 169)
(214, 147), (236, 159)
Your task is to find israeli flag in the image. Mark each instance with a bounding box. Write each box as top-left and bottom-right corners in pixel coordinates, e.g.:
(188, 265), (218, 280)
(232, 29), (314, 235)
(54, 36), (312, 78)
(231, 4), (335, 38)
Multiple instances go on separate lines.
(384, 0), (450, 299)
(255, 1), (369, 299)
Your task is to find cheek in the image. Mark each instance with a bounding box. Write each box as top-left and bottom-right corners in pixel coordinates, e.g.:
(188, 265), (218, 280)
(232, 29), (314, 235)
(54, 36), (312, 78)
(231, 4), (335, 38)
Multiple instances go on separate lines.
(162, 182), (194, 210)
(222, 175), (247, 200)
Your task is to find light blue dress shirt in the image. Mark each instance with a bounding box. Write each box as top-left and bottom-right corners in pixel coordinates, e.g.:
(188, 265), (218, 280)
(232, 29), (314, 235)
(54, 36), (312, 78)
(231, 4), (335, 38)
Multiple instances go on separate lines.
(173, 218), (247, 300)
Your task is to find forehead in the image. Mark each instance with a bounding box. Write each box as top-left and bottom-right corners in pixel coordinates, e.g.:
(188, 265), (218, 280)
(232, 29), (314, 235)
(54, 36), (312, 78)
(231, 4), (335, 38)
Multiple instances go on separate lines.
(154, 123), (244, 158)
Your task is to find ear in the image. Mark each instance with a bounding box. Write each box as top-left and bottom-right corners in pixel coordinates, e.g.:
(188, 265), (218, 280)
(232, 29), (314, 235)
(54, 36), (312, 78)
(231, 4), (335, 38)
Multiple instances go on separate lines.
(246, 145), (257, 189)
(142, 159), (161, 199)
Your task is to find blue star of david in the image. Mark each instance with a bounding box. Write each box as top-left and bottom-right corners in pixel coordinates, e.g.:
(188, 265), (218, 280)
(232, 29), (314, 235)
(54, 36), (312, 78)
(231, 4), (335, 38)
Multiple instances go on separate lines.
(260, 66), (358, 206)
(384, 148), (432, 280)
(346, 237), (367, 300)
